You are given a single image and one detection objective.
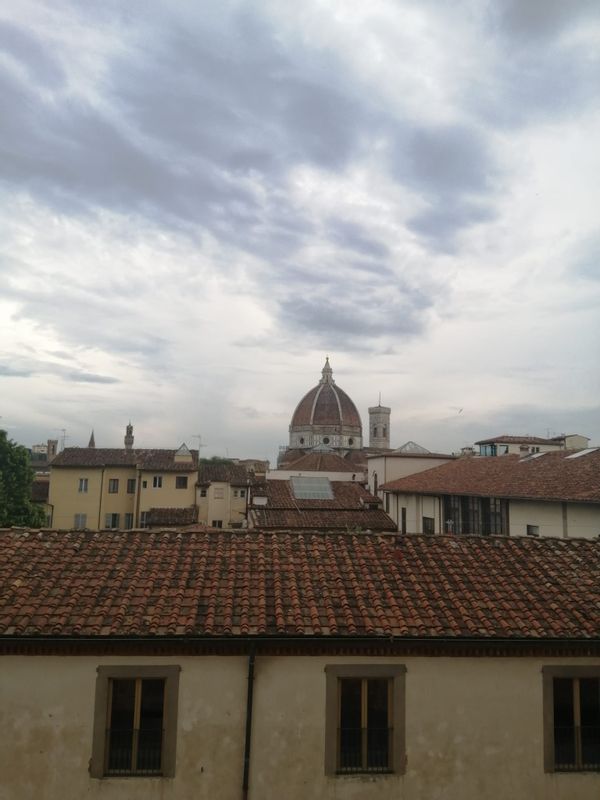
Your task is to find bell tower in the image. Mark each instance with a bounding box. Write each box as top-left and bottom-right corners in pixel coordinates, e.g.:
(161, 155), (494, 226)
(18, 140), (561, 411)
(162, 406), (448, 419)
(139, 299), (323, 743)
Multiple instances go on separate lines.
(124, 422), (134, 450)
(368, 398), (391, 449)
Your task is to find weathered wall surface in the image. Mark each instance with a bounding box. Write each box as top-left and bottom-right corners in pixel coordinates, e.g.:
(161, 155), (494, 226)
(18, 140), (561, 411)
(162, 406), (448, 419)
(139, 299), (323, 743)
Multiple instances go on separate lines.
(1, 654), (599, 800)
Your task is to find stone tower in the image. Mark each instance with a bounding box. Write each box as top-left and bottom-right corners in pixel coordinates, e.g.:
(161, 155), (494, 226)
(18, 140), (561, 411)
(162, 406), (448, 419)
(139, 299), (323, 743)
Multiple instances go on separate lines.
(124, 422), (134, 450)
(368, 400), (391, 449)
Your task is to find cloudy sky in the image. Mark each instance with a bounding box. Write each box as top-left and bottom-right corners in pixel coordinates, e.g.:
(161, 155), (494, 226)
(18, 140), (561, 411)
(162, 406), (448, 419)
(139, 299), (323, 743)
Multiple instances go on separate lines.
(1, 0), (599, 461)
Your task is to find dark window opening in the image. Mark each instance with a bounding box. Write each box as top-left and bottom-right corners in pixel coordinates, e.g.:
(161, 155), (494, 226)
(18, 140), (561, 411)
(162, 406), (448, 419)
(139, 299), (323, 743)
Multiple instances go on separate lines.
(338, 678), (391, 773)
(127, 478), (136, 494)
(553, 677), (600, 771)
(106, 678), (165, 776)
(422, 516), (435, 535)
(443, 495), (508, 536)
(175, 476), (188, 489)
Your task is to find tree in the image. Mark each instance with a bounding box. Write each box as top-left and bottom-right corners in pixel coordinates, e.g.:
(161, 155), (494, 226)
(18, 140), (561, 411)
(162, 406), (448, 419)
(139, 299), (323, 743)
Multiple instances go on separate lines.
(0, 429), (45, 527)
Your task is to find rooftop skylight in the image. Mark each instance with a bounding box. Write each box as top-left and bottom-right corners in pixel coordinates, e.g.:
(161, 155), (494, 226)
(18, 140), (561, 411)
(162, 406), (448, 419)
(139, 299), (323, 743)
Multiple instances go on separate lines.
(290, 476), (333, 500)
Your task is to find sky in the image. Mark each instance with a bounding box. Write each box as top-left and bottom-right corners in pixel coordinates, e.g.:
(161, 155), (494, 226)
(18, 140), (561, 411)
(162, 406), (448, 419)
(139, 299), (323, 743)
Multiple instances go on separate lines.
(1, 0), (599, 463)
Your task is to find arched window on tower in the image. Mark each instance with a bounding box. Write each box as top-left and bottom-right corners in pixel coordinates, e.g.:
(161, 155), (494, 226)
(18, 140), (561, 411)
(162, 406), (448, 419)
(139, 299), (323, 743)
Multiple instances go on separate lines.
(373, 426), (378, 438)
(383, 426), (387, 437)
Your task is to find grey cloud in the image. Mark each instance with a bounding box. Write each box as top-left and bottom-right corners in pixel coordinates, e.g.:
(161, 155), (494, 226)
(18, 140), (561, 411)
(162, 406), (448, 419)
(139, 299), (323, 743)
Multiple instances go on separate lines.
(62, 370), (120, 384)
(0, 364), (32, 377)
(490, 0), (600, 41)
(408, 200), (495, 251)
(0, 20), (65, 88)
(327, 219), (390, 259)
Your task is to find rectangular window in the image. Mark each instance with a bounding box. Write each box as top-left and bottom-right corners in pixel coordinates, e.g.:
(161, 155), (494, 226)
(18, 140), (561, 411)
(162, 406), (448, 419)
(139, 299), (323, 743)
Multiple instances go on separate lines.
(175, 476), (188, 489)
(385, 493), (390, 513)
(140, 511), (148, 529)
(105, 513), (120, 529)
(124, 513), (134, 530)
(422, 516), (435, 535)
(240, 489), (246, 498)
(78, 478), (88, 493)
(90, 666), (180, 778)
(543, 667), (600, 772)
(142, 480), (148, 489)
(211, 520), (223, 528)
(200, 488), (207, 497)
(325, 665), (406, 776)
(153, 476), (163, 489)
(74, 513), (87, 529)
(127, 479), (136, 494)
(214, 488), (225, 500)
(527, 524), (540, 536)
(108, 479), (119, 494)
(233, 489), (239, 497)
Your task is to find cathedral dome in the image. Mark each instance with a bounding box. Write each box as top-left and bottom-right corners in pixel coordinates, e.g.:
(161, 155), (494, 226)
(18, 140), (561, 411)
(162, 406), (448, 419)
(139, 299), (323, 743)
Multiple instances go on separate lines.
(289, 358), (363, 451)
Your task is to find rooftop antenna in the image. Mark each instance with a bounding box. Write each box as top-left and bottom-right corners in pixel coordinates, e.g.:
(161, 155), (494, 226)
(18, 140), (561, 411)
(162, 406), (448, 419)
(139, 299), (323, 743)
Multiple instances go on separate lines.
(53, 428), (68, 451)
(191, 434), (207, 457)
(379, 391), (382, 406)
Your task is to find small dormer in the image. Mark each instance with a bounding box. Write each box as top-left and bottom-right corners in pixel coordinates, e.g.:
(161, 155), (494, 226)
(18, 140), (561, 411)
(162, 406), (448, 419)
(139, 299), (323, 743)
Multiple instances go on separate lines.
(174, 443), (193, 464)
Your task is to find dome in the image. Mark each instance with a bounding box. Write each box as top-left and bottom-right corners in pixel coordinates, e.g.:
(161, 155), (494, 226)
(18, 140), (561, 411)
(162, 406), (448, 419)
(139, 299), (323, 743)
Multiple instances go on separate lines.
(288, 358), (363, 451)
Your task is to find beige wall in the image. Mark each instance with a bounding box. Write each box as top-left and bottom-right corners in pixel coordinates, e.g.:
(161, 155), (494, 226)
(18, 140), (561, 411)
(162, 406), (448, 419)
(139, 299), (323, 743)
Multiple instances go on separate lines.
(369, 456), (453, 497)
(386, 493), (600, 539)
(49, 467), (197, 530)
(1, 653), (599, 800)
(138, 471), (196, 518)
(197, 482), (247, 527)
(510, 500), (600, 539)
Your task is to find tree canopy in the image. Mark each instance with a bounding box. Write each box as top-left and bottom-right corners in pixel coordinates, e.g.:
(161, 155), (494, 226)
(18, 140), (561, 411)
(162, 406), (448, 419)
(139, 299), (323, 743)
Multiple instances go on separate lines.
(0, 430), (45, 528)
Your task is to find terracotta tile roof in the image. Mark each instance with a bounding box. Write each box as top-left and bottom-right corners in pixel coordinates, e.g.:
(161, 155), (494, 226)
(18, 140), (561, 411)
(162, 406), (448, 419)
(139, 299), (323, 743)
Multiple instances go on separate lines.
(198, 463), (252, 485)
(0, 529), (598, 640)
(282, 452), (360, 472)
(51, 448), (199, 471)
(381, 450), (600, 503)
(475, 435), (558, 446)
(146, 507), (198, 526)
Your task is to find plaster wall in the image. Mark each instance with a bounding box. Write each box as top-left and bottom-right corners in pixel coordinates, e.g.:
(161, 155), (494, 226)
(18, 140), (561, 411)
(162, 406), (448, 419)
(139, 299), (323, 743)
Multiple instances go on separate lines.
(138, 471), (196, 517)
(3, 653), (598, 800)
(196, 483), (247, 527)
(49, 467), (105, 530)
(369, 456), (453, 497)
(510, 500), (600, 539)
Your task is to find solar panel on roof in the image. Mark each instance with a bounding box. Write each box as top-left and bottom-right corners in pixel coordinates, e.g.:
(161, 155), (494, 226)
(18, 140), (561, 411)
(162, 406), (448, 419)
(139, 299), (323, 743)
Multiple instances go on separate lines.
(290, 476), (334, 500)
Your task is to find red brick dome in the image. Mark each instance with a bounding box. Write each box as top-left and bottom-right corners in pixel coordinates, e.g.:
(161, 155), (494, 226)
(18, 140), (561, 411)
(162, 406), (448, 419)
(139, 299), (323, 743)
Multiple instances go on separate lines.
(289, 359), (362, 449)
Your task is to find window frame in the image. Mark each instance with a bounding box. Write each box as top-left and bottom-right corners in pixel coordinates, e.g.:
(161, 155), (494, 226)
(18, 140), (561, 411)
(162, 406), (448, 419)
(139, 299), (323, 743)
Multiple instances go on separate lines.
(74, 513), (87, 529)
(175, 476), (188, 490)
(78, 477), (88, 493)
(108, 478), (119, 494)
(153, 476), (163, 489)
(542, 665), (600, 773)
(324, 664), (406, 776)
(90, 665), (180, 779)
(126, 478), (136, 494)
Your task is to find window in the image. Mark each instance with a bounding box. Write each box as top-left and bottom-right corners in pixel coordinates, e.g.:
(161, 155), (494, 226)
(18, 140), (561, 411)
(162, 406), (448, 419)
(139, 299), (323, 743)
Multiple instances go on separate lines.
(140, 511), (148, 528)
(90, 665), (180, 779)
(527, 524), (540, 536)
(543, 667), (600, 772)
(108, 479), (119, 494)
(105, 513), (120, 529)
(153, 476), (162, 489)
(323, 437), (330, 444)
(211, 520), (223, 528)
(422, 516), (435, 535)
(213, 488), (225, 500)
(240, 489), (245, 498)
(385, 493), (390, 513)
(124, 513), (134, 530)
(127, 478), (136, 494)
(175, 476), (188, 489)
(325, 665), (406, 776)
(78, 478), (88, 493)
(200, 488), (207, 497)
(74, 513), (87, 529)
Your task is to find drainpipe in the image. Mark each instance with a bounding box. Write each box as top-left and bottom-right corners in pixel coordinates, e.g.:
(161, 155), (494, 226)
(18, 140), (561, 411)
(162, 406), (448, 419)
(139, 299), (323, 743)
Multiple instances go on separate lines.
(242, 649), (256, 800)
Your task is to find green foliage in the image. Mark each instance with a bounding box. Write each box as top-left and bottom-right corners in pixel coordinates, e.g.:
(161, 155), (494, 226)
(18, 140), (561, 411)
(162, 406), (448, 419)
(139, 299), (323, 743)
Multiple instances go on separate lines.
(0, 429), (45, 528)
(200, 456), (234, 465)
